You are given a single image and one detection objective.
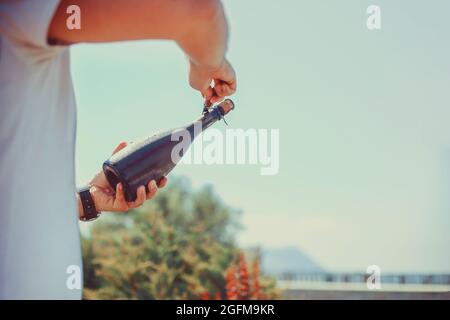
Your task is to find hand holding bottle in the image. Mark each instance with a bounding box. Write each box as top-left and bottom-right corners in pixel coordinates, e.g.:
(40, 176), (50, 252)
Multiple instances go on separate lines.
(88, 142), (167, 213)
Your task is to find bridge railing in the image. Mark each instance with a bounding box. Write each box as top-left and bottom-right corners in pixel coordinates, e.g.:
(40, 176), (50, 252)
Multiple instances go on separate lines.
(272, 272), (450, 285)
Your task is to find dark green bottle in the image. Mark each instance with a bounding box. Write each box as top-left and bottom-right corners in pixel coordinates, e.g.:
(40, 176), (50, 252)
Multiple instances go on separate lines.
(103, 99), (235, 201)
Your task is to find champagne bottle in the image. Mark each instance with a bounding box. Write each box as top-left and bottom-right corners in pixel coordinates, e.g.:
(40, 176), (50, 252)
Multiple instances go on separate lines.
(103, 99), (235, 202)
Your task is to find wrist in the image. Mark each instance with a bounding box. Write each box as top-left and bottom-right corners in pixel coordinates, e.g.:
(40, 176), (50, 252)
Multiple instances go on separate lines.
(189, 57), (224, 74)
(89, 185), (103, 212)
(78, 185), (101, 221)
(77, 193), (85, 220)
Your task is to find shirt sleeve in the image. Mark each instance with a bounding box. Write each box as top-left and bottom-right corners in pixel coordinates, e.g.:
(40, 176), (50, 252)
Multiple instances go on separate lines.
(0, 0), (62, 50)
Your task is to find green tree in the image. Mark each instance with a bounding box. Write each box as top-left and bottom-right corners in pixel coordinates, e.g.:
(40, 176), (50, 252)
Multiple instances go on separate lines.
(81, 177), (277, 300)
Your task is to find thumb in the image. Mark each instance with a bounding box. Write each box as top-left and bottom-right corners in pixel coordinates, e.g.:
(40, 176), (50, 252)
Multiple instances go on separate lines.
(202, 87), (214, 104)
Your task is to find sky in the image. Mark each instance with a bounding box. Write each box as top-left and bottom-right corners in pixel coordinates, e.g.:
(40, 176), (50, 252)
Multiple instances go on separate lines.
(72, 0), (450, 273)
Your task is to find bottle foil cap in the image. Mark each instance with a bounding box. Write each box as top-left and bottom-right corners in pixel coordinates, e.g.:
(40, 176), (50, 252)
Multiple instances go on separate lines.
(218, 99), (235, 115)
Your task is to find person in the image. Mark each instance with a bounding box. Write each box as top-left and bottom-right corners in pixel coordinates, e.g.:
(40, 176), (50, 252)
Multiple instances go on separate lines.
(0, 0), (236, 299)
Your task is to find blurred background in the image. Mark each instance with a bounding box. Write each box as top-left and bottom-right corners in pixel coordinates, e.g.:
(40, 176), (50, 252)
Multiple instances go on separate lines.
(73, 0), (450, 299)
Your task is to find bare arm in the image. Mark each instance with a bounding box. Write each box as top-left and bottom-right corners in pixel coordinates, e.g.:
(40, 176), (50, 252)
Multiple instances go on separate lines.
(49, 0), (236, 103)
(49, 0), (227, 68)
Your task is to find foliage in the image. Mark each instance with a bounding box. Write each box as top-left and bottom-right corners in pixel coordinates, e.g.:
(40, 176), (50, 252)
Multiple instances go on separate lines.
(81, 177), (278, 300)
(222, 252), (280, 300)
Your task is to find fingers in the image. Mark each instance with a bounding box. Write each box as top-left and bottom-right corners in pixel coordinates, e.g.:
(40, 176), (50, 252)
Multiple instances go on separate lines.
(205, 83), (234, 105)
(212, 60), (236, 100)
(190, 58), (237, 107)
(157, 176), (167, 188)
(146, 177), (167, 199)
(113, 178), (168, 212)
(129, 185), (146, 208)
(112, 141), (127, 155)
(207, 64), (237, 105)
(202, 87), (214, 105)
(214, 80), (235, 97)
(113, 183), (127, 210)
(146, 180), (158, 200)
(115, 183), (146, 210)
(115, 183), (126, 203)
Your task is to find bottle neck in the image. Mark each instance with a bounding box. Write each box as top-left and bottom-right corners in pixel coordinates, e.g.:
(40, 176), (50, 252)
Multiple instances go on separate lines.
(185, 107), (224, 140)
(198, 107), (224, 130)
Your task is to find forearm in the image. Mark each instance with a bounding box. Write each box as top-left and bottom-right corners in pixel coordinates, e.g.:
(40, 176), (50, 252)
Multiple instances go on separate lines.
(49, 0), (228, 69)
(175, 0), (228, 70)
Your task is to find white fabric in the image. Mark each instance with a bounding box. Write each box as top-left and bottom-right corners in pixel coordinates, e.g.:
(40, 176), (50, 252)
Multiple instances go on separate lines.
(0, 0), (82, 299)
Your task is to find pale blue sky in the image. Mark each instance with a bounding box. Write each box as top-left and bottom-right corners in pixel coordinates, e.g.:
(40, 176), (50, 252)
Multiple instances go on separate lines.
(72, 0), (450, 273)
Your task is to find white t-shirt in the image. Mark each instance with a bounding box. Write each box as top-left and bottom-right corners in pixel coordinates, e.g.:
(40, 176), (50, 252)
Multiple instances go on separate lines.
(0, 1), (82, 299)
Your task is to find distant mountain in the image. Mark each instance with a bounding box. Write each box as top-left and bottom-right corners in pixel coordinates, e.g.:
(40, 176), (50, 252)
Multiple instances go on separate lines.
(261, 246), (325, 274)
